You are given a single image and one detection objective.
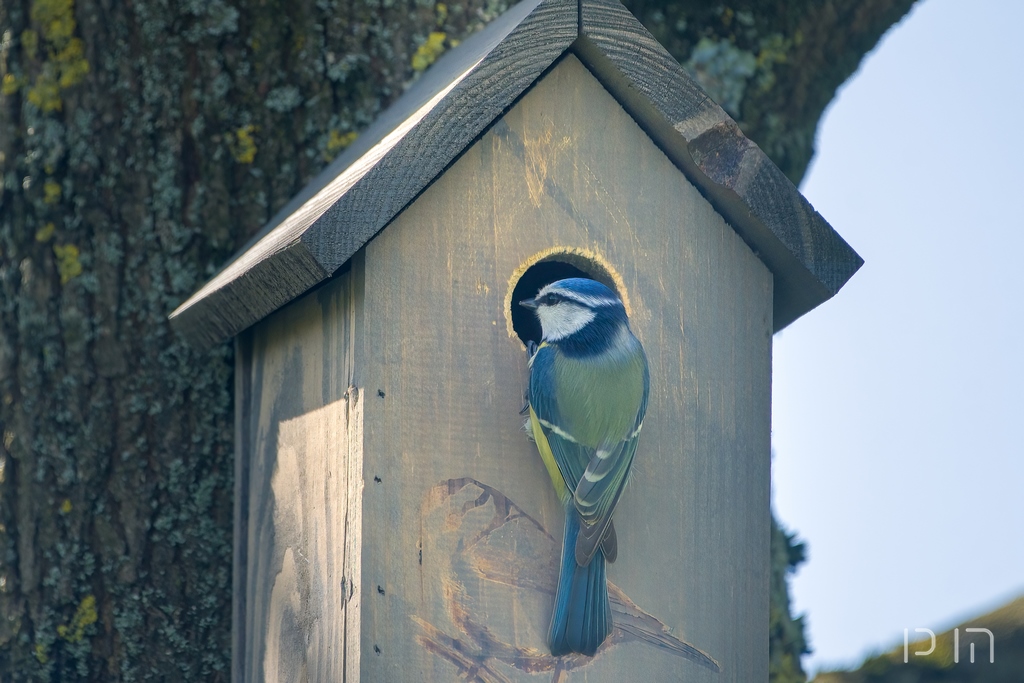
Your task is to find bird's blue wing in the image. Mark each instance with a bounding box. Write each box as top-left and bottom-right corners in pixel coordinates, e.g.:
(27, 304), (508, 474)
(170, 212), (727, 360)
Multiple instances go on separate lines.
(572, 353), (649, 565)
(529, 345), (591, 490)
(572, 429), (639, 564)
(530, 343), (650, 566)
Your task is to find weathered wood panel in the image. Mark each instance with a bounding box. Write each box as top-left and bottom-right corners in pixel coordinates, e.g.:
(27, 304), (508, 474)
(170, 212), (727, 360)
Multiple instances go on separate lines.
(357, 55), (771, 682)
(234, 265), (364, 682)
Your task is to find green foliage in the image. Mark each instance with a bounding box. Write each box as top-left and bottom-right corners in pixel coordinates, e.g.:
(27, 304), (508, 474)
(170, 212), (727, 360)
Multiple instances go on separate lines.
(770, 513), (810, 683)
(812, 594), (1024, 683)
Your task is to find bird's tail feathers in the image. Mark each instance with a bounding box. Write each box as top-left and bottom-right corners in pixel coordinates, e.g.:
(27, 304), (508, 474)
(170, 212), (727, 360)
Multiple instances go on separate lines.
(548, 511), (611, 657)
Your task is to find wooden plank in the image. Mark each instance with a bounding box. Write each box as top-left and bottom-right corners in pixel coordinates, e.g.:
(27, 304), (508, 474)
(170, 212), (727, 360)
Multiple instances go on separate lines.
(234, 264), (364, 682)
(170, 0), (577, 350)
(357, 55), (770, 682)
(575, 0), (862, 328)
(233, 330), (253, 683)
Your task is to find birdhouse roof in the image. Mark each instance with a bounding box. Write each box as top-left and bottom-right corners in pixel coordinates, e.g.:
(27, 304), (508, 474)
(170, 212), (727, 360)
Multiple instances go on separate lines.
(171, 0), (862, 350)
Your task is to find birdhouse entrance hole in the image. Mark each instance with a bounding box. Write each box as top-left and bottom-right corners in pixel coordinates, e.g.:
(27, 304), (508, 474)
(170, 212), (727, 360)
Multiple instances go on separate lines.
(506, 247), (629, 348)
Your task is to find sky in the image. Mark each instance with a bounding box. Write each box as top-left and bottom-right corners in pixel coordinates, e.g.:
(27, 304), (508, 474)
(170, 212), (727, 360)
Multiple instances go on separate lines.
(772, 0), (1024, 673)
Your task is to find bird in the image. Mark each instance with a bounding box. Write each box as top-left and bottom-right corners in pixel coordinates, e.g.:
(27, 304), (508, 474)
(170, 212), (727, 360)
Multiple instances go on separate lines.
(519, 277), (650, 657)
(414, 477), (720, 681)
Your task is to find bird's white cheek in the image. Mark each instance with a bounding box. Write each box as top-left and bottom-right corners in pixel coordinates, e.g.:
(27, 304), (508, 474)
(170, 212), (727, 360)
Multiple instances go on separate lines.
(537, 304), (595, 341)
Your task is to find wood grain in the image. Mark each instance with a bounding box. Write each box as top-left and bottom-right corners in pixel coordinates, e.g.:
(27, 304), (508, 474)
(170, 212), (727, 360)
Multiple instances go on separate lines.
(234, 265), (364, 682)
(171, 0), (861, 350)
(235, 53), (774, 682)
(355, 55), (770, 682)
(233, 330), (253, 683)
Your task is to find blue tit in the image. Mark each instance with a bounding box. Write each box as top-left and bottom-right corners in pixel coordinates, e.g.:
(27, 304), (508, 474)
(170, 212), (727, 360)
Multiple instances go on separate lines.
(520, 277), (649, 657)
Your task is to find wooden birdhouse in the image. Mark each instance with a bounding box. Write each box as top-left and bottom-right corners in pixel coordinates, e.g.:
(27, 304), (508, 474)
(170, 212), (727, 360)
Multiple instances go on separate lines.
(171, 0), (861, 680)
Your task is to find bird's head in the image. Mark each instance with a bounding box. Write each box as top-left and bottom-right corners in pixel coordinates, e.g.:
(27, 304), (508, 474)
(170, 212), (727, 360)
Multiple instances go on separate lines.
(519, 278), (628, 344)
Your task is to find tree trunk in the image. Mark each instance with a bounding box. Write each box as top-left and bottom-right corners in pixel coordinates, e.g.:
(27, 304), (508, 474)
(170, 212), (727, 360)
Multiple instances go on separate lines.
(0, 0), (914, 679)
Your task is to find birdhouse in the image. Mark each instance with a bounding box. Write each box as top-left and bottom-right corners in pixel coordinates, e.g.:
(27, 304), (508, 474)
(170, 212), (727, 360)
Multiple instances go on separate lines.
(171, 0), (861, 680)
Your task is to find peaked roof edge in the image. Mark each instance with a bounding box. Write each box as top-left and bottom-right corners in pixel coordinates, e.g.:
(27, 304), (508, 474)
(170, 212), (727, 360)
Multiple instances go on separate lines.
(576, 0), (862, 330)
(170, 0), (861, 350)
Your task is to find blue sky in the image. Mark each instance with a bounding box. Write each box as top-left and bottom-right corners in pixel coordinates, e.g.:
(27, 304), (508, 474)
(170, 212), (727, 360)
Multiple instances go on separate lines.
(772, 0), (1024, 673)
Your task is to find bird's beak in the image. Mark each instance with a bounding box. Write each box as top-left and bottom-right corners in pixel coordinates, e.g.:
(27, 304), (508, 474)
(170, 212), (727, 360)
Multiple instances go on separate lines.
(519, 297), (538, 310)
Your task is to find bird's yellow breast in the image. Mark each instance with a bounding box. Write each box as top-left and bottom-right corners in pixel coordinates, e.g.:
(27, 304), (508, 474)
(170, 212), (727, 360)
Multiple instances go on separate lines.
(529, 406), (571, 505)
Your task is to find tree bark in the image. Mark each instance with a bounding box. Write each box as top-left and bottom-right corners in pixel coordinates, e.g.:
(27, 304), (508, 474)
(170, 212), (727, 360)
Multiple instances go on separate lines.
(0, 0), (915, 679)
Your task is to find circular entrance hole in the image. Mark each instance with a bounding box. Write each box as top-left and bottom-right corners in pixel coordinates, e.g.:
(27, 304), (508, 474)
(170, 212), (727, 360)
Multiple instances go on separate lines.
(506, 248), (629, 348)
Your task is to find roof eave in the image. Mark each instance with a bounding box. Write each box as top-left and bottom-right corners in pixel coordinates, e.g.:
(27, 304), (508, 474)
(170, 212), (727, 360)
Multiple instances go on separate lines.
(170, 0), (577, 350)
(171, 0), (861, 350)
(575, 0), (862, 330)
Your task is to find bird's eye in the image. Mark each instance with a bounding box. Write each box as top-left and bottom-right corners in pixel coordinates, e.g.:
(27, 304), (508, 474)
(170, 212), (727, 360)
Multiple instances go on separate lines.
(543, 293), (559, 305)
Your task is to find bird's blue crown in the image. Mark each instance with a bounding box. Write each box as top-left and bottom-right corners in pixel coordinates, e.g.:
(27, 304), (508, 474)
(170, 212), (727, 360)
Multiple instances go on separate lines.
(535, 278), (631, 357)
(550, 278), (618, 301)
